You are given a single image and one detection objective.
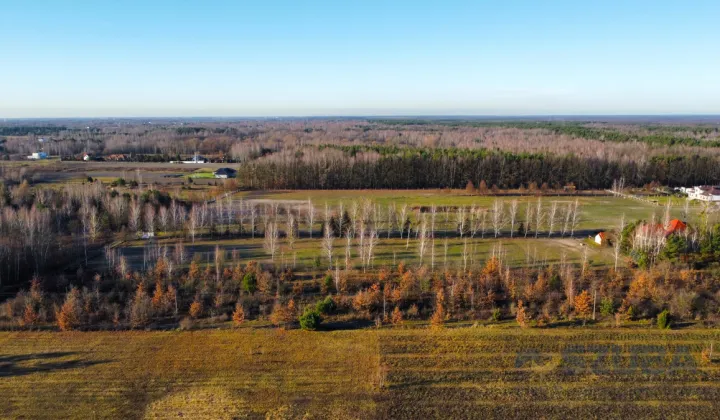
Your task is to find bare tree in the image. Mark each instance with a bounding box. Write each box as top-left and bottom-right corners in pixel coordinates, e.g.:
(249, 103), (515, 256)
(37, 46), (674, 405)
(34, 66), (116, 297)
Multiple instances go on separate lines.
(431, 237), (436, 270)
(249, 204), (257, 238)
(561, 202), (572, 237)
(344, 229), (352, 271)
(547, 201), (558, 237)
(188, 205), (199, 243)
(430, 205), (437, 239)
(387, 203), (396, 238)
(158, 206), (169, 232)
(534, 199), (544, 238)
(524, 203), (533, 238)
(144, 204), (156, 233)
(306, 198), (315, 238)
(491, 200), (504, 238)
(323, 222), (334, 268)
(508, 200), (518, 238)
(398, 204), (408, 239)
(264, 221), (279, 261)
(614, 213), (626, 271)
(570, 199), (581, 237)
(456, 206), (467, 238)
(663, 199), (672, 228)
(366, 228), (379, 271)
(286, 212), (297, 250)
(417, 215), (429, 265)
(461, 238), (469, 272)
(128, 198), (141, 233)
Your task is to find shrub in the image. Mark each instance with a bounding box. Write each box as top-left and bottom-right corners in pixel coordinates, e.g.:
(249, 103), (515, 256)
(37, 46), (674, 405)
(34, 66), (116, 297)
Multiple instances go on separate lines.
(657, 310), (672, 329)
(406, 304), (419, 319)
(490, 307), (502, 322)
(315, 296), (336, 315)
(178, 317), (194, 330)
(242, 272), (257, 294)
(323, 274), (334, 293)
(600, 297), (615, 317)
(299, 308), (322, 331)
(189, 296), (203, 319)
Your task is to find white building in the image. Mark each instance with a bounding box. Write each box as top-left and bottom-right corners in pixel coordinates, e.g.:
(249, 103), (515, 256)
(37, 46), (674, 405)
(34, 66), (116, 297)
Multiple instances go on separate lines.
(181, 152), (206, 164)
(594, 232), (607, 245)
(27, 152), (48, 160)
(685, 186), (720, 202)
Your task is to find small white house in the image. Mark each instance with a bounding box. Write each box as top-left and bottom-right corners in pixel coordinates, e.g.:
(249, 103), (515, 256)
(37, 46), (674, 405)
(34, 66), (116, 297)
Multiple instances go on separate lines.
(140, 231), (155, 239)
(83, 153), (91, 161)
(594, 232), (607, 245)
(27, 152), (48, 160)
(685, 186), (720, 202)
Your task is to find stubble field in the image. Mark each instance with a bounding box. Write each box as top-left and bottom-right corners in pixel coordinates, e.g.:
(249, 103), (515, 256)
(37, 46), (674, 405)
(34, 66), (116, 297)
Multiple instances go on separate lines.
(1, 327), (718, 419)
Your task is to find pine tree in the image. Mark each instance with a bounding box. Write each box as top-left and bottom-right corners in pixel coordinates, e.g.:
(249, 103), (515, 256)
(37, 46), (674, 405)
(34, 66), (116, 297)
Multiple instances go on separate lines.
(391, 306), (404, 325)
(430, 290), (446, 329)
(516, 300), (529, 328)
(189, 295), (203, 319)
(232, 303), (245, 326)
(56, 286), (84, 331)
(151, 281), (164, 313)
(129, 283), (152, 328)
(574, 290), (592, 325)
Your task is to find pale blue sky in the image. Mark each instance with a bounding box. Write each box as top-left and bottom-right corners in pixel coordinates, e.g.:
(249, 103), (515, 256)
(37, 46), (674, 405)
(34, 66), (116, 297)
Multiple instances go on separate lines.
(1, 0), (719, 117)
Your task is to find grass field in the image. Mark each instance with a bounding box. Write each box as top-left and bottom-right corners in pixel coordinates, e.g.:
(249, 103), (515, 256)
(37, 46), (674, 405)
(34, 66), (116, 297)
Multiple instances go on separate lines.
(1, 327), (718, 419)
(107, 236), (615, 274)
(236, 190), (705, 231)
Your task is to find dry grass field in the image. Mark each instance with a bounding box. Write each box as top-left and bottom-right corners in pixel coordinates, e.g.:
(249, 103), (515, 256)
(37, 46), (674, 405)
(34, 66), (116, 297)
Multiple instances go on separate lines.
(1, 327), (718, 419)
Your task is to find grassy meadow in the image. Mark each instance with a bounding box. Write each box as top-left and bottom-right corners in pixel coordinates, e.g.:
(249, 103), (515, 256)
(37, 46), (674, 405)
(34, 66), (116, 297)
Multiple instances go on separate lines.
(1, 327), (718, 419)
(235, 189), (704, 232)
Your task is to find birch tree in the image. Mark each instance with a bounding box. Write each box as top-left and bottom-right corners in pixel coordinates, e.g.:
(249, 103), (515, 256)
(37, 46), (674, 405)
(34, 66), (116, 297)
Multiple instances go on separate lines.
(508, 200), (518, 238)
(264, 221), (279, 261)
(491, 200), (504, 238)
(306, 198), (315, 238)
(570, 199), (581, 237)
(534, 199), (544, 238)
(398, 204), (408, 239)
(547, 201), (558, 237)
(322, 222), (334, 268)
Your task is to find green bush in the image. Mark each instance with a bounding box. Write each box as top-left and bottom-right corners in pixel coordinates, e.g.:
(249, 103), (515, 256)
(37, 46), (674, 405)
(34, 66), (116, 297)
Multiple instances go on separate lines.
(600, 297), (615, 317)
(315, 296), (336, 315)
(490, 308), (502, 322)
(242, 272), (257, 294)
(299, 308), (322, 331)
(323, 274), (334, 292)
(657, 310), (672, 329)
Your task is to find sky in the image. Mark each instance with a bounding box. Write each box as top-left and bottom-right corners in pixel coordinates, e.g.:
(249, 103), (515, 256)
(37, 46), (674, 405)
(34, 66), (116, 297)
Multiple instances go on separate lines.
(1, 0), (719, 118)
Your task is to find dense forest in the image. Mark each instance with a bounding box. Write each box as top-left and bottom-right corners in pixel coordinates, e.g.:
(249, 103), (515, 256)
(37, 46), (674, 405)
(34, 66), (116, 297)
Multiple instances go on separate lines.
(3, 118), (720, 190)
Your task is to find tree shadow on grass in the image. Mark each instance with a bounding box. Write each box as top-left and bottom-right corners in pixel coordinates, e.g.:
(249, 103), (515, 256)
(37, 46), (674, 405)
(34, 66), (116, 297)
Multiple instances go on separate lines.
(0, 352), (110, 378)
(321, 319), (375, 331)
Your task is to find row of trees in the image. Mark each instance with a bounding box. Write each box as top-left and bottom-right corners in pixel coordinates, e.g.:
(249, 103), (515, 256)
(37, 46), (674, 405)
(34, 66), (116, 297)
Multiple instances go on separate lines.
(6, 248), (720, 331)
(236, 149), (720, 190)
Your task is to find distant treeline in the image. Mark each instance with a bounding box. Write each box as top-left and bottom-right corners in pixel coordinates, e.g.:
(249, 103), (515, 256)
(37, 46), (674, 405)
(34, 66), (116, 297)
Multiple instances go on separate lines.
(0, 126), (69, 136)
(238, 148), (720, 189)
(373, 120), (720, 148)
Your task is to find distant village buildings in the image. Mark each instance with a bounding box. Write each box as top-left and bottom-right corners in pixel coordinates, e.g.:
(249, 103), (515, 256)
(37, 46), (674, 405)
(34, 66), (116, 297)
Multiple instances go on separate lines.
(679, 186), (720, 202)
(27, 151), (48, 160)
(214, 168), (237, 179)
